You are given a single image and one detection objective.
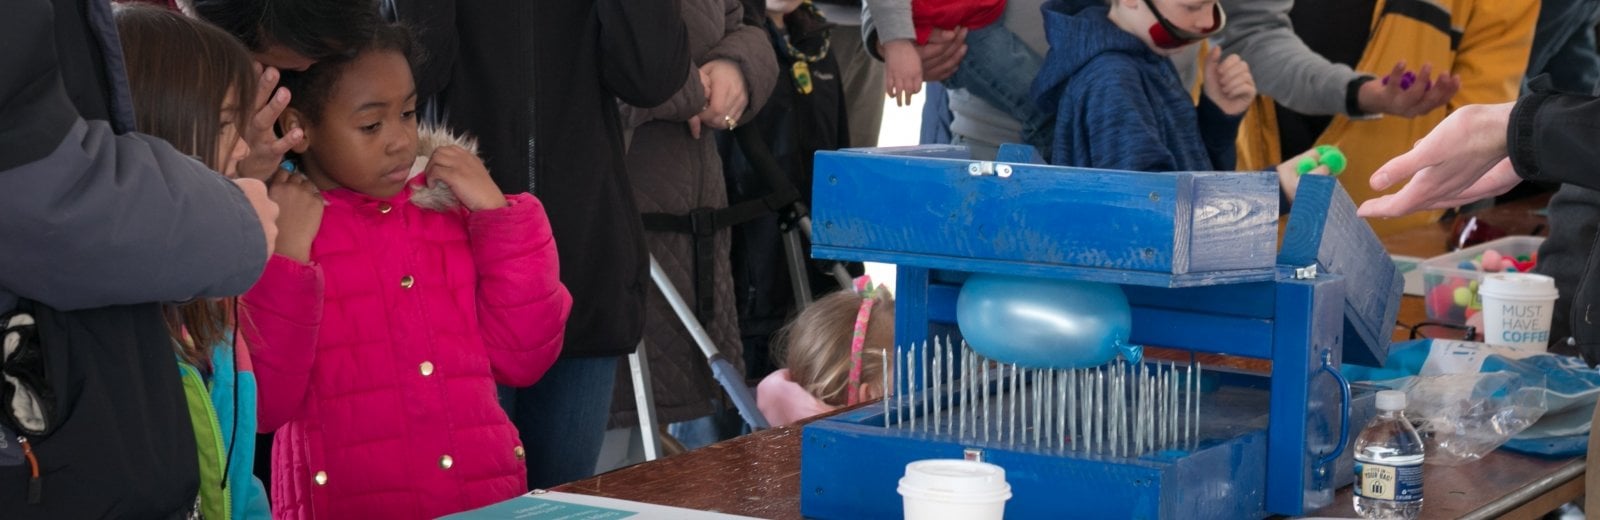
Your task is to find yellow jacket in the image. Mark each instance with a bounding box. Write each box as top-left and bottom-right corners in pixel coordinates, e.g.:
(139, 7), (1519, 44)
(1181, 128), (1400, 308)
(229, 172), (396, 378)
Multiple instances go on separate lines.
(1230, 0), (1537, 234)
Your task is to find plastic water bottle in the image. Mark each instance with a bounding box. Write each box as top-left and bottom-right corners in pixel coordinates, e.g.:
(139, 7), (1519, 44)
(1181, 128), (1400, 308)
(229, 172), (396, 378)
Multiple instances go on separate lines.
(1353, 390), (1424, 519)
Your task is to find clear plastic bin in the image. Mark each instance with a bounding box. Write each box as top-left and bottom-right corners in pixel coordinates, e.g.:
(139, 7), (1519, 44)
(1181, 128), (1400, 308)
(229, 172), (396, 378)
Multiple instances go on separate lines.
(1420, 236), (1546, 325)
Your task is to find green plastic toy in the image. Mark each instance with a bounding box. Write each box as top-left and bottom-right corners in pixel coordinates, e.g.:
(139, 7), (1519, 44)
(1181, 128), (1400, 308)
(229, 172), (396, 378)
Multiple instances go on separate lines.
(1296, 144), (1347, 176)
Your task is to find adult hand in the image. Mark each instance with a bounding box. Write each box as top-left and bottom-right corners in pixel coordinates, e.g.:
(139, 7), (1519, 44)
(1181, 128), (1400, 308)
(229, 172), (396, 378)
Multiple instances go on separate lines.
(1357, 102), (1517, 217)
(1202, 47), (1255, 116)
(1357, 61), (1461, 118)
(265, 170), (321, 262)
(426, 145), (507, 211)
(237, 65), (305, 181)
(909, 27), (967, 82)
(882, 39), (923, 107)
(694, 59), (749, 131)
(234, 177), (280, 259)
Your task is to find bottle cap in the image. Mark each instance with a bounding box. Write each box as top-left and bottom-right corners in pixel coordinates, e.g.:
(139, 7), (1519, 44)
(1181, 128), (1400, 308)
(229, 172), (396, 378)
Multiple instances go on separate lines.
(1376, 390), (1407, 411)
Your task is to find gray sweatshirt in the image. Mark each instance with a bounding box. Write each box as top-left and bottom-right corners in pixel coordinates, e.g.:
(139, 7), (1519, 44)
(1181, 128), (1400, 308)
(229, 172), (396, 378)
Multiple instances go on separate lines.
(1212, 0), (1370, 116)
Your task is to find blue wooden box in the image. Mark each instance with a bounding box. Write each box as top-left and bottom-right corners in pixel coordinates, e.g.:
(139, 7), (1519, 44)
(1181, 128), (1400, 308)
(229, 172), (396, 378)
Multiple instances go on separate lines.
(801, 146), (1403, 518)
(801, 385), (1272, 520)
(809, 148), (1280, 288)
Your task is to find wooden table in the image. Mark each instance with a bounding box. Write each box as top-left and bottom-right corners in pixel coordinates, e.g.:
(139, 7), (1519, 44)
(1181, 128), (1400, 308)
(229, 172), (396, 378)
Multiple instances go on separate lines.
(556, 197), (1583, 519)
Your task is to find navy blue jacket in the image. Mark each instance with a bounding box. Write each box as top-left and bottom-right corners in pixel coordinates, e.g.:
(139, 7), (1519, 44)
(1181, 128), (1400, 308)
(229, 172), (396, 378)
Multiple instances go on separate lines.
(1031, 0), (1240, 171)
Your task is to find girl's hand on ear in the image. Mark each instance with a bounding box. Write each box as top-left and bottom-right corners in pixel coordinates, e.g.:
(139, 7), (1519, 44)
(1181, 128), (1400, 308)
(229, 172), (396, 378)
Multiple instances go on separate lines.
(266, 169), (323, 263)
(426, 145), (507, 211)
(238, 65), (305, 181)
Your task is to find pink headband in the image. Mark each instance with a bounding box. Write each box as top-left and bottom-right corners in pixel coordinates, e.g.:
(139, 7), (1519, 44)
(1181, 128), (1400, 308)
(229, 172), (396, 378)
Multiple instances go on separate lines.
(846, 276), (877, 406)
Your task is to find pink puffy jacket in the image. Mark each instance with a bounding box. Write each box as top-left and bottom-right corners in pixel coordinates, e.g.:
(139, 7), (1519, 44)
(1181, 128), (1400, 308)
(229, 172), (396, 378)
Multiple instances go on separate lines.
(241, 169), (570, 519)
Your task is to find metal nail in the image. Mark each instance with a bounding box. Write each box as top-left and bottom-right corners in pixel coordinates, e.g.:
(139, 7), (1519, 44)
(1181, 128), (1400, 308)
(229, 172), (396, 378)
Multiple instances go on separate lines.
(1170, 363), (1179, 448)
(1068, 368), (1077, 451)
(942, 340), (951, 434)
(881, 348), (890, 428)
(908, 345), (921, 432)
(922, 342), (930, 434)
(972, 352), (985, 441)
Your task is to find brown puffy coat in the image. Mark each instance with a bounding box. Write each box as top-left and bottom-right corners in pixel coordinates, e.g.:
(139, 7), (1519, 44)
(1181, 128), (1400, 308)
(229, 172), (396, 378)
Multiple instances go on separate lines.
(610, 0), (777, 426)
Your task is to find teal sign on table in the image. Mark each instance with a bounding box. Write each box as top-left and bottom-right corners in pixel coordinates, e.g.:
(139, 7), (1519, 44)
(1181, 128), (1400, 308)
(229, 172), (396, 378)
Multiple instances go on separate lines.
(444, 496), (638, 519)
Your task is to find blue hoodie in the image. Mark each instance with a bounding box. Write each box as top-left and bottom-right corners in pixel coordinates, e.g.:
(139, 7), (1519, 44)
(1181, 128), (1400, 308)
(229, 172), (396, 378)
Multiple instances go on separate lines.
(1030, 0), (1240, 171)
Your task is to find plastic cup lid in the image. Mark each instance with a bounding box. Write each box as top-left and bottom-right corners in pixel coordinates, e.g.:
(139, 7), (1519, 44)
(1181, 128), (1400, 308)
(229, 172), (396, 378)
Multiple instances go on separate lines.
(1376, 390), (1407, 411)
(899, 459), (1011, 499)
(1479, 273), (1558, 300)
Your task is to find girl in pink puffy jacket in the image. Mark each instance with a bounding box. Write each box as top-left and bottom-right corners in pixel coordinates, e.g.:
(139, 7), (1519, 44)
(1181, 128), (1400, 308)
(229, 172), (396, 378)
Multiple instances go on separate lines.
(239, 24), (571, 520)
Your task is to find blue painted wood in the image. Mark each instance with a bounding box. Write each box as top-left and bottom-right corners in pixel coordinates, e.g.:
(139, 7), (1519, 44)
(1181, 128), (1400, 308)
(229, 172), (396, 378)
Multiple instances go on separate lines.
(995, 143), (1045, 164)
(1131, 309), (1275, 359)
(1123, 282), (1277, 319)
(1188, 174), (1282, 272)
(1267, 274), (1347, 515)
(840, 144), (970, 159)
(801, 384), (1273, 520)
(1279, 175), (1403, 367)
(810, 152), (1280, 286)
(896, 267), (933, 390)
(813, 246), (1277, 288)
(926, 283), (959, 324)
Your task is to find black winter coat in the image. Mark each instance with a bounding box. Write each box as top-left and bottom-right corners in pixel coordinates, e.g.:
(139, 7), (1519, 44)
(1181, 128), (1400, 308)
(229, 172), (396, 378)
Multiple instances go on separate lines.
(1511, 82), (1600, 363)
(399, 0), (691, 357)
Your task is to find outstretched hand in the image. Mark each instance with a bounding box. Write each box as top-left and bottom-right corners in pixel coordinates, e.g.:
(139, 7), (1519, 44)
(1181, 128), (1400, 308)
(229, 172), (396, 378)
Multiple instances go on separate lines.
(1357, 102), (1518, 218)
(1357, 61), (1461, 118)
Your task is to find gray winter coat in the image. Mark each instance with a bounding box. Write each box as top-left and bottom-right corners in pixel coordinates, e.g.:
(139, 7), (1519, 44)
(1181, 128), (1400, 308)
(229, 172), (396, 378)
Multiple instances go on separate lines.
(610, 0), (777, 426)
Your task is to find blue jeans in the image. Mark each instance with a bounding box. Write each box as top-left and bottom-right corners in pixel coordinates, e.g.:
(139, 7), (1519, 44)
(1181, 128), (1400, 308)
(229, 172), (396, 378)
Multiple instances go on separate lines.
(942, 24), (1050, 158)
(502, 356), (619, 489)
(1524, 0), (1600, 94)
(920, 82), (954, 145)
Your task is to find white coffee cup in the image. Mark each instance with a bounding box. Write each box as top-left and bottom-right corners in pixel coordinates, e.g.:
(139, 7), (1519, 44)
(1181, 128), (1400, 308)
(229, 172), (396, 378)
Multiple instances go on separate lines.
(898, 459), (1011, 520)
(1478, 273), (1559, 352)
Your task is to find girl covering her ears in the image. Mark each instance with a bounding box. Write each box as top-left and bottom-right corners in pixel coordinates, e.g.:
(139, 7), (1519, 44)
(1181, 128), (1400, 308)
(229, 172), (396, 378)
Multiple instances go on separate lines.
(758, 280), (896, 426)
(114, 5), (269, 519)
(238, 23), (572, 520)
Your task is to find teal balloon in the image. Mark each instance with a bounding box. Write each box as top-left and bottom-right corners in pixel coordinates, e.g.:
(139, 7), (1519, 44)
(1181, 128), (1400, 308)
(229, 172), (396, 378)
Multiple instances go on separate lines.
(956, 274), (1136, 368)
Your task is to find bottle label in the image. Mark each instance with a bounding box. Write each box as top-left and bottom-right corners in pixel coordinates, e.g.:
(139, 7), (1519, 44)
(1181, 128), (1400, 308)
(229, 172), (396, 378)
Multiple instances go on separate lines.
(1355, 461), (1423, 502)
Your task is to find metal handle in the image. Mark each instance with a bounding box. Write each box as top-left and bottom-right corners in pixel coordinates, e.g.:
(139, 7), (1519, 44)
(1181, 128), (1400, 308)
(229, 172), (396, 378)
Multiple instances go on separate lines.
(1314, 350), (1352, 470)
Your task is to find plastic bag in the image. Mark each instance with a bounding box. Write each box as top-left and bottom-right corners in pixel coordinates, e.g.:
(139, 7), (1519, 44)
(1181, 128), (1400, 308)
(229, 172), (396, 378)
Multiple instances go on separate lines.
(1368, 372), (1546, 466)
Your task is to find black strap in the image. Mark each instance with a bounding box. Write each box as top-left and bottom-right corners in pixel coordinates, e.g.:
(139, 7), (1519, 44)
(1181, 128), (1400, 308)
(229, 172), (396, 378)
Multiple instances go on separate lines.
(1383, 0), (1463, 50)
(640, 125), (810, 323)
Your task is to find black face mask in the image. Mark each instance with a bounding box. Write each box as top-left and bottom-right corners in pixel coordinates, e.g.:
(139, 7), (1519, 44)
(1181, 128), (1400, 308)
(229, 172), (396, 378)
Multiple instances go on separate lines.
(1141, 0), (1227, 49)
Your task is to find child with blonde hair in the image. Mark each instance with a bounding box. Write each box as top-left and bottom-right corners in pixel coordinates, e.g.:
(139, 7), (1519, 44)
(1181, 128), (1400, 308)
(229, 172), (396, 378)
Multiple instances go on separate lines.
(758, 282), (895, 426)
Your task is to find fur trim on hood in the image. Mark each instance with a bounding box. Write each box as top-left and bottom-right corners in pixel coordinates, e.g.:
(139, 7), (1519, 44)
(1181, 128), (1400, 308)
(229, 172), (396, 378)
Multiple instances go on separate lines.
(407, 125), (482, 211)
